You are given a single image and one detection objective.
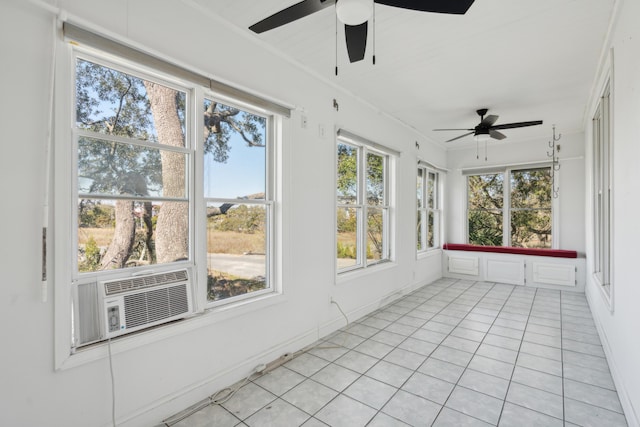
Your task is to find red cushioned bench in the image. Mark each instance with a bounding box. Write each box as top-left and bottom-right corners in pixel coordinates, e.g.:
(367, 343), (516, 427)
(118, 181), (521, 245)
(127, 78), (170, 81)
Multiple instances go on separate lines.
(442, 243), (577, 259)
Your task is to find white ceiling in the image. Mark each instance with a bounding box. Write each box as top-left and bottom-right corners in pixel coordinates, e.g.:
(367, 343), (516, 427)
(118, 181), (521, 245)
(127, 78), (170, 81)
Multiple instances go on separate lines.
(194, 0), (615, 146)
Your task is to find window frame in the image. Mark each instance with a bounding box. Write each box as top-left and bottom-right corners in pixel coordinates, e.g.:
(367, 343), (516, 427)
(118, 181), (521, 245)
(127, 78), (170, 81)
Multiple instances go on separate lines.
(200, 91), (277, 308)
(54, 36), (285, 369)
(592, 80), (612, 296)
(465, 165), (554, 248)
(336, 131), (395, 275)
(417, 163), (442, 253)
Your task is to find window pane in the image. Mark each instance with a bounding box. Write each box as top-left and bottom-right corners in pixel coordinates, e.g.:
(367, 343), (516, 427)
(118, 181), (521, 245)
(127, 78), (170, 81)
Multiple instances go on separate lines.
(206, 202), (267, 302)
(78, 137), (186, 198)
(417, 210), (424, 251)
(510, 168), (551, 209)
(427, 172), (436, 208)
(367, 207), (385, 262)
(427, 210), (435, 248)
(417, 168), (424, 209)
(203, 99), (266, 199)
(468, 210), (503, 246)
(511, 210), (551, 248)
(75, 59), (186, 145)
(337, 207), (359, 269)
(77, 199), (188, 272)
(337, 143), (358, 204)
(468, 174), (503, 209)
(367, 152), (385, 205)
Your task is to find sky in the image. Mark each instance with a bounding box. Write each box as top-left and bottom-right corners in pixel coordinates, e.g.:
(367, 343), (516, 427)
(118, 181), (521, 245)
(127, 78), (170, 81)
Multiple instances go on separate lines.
(203, 131), (266, 200)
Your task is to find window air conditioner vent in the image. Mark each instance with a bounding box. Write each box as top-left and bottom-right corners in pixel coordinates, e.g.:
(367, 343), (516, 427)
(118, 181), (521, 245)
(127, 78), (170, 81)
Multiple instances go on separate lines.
(104, 270), (188, 295)
(124, 284), (189, 329)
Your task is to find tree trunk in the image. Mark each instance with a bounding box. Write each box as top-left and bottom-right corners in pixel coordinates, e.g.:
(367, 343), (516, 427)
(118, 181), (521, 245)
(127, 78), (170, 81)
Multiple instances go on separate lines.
(100, 200), (136, 269)
(144, 82), (189, 264)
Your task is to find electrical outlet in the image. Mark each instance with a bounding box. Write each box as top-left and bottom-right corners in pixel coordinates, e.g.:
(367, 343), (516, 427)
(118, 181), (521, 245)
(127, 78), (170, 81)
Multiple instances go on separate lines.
(319, 124), (326, 138)
(301, 114), (308, 129)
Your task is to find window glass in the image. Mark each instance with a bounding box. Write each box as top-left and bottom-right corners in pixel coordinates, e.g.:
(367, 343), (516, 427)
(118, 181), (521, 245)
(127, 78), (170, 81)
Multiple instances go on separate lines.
(510, 168), (551, 248)
(337, 143), (358, 204)
(467, 173), (504, 246)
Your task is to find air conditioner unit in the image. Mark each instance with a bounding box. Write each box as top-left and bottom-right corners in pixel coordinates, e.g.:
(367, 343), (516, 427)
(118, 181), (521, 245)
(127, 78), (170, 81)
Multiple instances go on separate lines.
(100, 269), (194, 339)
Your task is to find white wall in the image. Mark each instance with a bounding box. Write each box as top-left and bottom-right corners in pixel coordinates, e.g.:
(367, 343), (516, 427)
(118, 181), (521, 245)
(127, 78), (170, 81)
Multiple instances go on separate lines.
(584, 0), (640, 425)
(0, 1), (445, 426)
(445, 132), (586, 253)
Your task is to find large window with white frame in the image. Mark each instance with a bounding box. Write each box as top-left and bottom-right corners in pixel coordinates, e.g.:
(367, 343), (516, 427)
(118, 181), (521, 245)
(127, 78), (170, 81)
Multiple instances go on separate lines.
(417, 164), (442, 252)
(336, 131), (394, 273)
(466, 166), (552, 247)
(592, 81), (611, 294)
(61, 31), (283, 353)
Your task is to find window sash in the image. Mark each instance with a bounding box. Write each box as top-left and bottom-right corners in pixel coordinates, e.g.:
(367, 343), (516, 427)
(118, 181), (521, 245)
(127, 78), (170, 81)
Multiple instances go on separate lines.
(417, 165), (441, 252)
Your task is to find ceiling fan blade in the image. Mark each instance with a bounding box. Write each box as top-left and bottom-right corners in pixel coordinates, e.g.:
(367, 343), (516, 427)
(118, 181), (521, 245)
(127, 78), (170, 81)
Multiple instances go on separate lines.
(445, 131), (474, 142)
(345, 22), (368, 63)
(433, 128), (474, 131)
(490, 130), (507, 140)
(481, 114), (499, 126)
(491, 120), (543, 130)
(374, 0), (475, 14)
(249, 0), (335, 33)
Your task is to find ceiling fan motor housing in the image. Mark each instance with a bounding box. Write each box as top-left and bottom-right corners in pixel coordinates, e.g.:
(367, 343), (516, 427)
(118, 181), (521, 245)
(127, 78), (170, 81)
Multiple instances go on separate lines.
(336, 0), (374, 25)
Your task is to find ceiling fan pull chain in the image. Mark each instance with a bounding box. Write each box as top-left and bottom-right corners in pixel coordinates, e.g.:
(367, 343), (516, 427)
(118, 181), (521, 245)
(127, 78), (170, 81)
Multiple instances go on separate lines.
(485, 139), (488, 161)
(476, 139), (479, 160)
(335, 2), (339, 76)
(372, 2), (376, 65)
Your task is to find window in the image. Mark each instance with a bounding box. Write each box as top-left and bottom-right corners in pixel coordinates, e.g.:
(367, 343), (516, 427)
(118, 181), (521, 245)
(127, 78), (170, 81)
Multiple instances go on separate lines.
(203, 98), (273, 303)
(417, 164), (441, 252)
(60, 28), (286, 356)
(593, 81), (611, 293)
(336, 131), (394, 273)
(467, 167), (552, 247)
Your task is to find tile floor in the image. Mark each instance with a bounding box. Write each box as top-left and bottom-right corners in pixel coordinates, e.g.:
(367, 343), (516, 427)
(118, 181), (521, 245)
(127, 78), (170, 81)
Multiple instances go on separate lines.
(167, 278), (628, 427)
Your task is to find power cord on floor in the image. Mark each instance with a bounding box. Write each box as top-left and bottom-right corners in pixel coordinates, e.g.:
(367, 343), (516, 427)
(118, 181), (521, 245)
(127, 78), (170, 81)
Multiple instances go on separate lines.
(107, 338), (117, 427)
(315, 298), (350, 349)
(161, 364), (264, 427)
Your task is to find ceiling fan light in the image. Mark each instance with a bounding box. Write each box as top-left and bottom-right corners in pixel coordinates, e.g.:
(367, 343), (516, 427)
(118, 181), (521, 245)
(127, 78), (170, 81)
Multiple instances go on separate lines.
(336, 0), (373, 25)
(475, 131), (491, 142)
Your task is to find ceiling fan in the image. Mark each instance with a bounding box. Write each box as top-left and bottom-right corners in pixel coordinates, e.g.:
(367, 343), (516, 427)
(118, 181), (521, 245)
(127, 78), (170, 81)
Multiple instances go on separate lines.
(434, 109), (543, 143)
(249, 0), (475, 63)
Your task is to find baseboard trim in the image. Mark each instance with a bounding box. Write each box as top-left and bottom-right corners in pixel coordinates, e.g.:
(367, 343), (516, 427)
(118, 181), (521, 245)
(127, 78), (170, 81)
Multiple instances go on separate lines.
(586, 285), (639, 427)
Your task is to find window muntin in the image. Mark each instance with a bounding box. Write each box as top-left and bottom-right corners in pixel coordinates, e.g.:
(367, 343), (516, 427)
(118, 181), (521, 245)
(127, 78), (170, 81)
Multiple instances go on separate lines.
(467, 168), (552, 247)
(417, 165), (441, 252)
(74, 56), (191, 273)
(337, 140), (391, 272)
(203, 98), (272, 303)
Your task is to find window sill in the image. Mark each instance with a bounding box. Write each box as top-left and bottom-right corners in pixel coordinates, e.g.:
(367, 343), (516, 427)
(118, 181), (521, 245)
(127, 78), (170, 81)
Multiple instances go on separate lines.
(335, 260), (397, 285)
(58, 291), (286, 371)
(591, 273), (613, 313)
(417, 248), (442, 260)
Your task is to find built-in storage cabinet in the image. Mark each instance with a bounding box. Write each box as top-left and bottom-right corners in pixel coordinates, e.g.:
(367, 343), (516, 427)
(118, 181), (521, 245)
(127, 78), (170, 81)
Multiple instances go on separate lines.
(443, 250), (585, 291)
